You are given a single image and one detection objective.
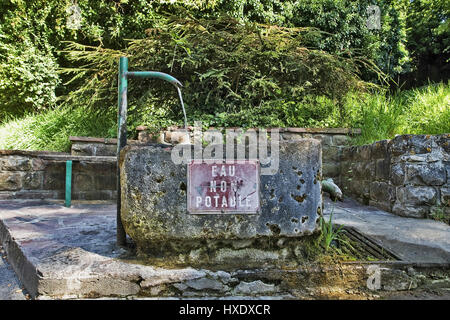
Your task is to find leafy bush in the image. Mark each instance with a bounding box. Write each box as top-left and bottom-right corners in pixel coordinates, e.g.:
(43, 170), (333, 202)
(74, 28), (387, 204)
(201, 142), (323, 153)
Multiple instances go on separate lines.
(405, 0), (449, 84)
(0, 38), (60, 119)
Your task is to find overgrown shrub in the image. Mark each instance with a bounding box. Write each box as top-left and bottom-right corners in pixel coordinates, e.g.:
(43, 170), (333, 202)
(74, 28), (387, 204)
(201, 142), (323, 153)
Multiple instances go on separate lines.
(62, 16), (378, 131)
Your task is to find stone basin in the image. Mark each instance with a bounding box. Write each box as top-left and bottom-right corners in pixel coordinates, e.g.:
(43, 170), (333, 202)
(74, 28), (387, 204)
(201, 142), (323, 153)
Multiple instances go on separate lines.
(119, 139), (322, 268)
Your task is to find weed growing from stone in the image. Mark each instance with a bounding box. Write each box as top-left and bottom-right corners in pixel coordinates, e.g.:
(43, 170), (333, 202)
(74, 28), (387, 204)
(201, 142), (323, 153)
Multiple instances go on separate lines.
(319, 205), (344, 251)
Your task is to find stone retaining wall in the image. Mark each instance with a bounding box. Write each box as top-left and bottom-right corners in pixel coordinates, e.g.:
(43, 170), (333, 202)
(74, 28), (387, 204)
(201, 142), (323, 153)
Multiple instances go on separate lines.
(6, 132), (448, 221)
(0, 150), (117, 200)
(339, 134), (450, 218)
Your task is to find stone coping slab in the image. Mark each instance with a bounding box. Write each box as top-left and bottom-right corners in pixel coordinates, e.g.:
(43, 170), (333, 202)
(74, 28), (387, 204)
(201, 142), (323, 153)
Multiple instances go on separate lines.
(0, 149), (116, 162)
(135, 126), (362, 135)
(69, 136), (139, 145)
(1, 200), (449, 299)
(0, 150), (68, 156)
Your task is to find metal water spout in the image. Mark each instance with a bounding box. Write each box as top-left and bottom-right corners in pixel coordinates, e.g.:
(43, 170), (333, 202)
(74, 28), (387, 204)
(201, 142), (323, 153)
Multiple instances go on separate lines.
(116, 56), (185, 246)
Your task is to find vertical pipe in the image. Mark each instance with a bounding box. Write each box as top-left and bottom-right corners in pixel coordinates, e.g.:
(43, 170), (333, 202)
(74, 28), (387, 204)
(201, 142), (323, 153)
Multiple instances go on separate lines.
(117, 56), (128, 246)
(65, 160), (72, 207)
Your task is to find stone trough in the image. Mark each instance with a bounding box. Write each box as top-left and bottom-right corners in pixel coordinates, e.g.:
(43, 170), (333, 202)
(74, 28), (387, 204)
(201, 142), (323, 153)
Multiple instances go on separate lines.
(119, 139), (322, 268)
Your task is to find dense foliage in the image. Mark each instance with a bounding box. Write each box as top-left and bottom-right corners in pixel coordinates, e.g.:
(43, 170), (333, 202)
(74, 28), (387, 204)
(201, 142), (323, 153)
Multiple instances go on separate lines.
(0, 1), (60, 118)
(403, 0), (450, 85)
(0, 0), (422, 118)
(0, 0), (448, 150)
(62, 17), (380, 130)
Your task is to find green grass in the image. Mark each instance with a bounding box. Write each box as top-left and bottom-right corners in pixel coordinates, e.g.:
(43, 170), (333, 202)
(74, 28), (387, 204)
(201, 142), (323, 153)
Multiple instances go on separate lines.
(319, 204), (345, 251)
(0, 82), (448, 152)
(0, 106), (117, 152)
(349, 81), (450, 145)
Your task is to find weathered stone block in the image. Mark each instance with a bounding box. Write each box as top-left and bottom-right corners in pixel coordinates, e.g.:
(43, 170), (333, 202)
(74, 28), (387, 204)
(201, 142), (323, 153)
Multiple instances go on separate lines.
(390, 162), (405, 185)
(405, 162), (446, 186)
(0, 172), (23, 191)
(93, 174), (117, 191)
(380, 268), (418, 291)
(375, 158), (390, 181)
(435, 134), (450, 153)
(371, 139), (390, 159)
(120, 140), (322, 255)
(322, 146), (342, 162)
(42, 163), (65, 190)
(73, 174), (94, 192)
(370, 181), (395, 203)
(339, 160), (352, 177)
(95, 144), (117, 156)
(441, 187), (450, 207)
(71, 143), (117, 156)
(23, 172), (43, 190)
(71, 143), (95, 156)
(356, 144), (372, 160)
(391, 134), (435, 156)
(13, 190), (63, 200)
(348, 179), (369, 198)
(0, 156), (31, 171)
(352, 161), (375, 180)
(396, 186), (437, 206)
(365, 160), (376, 180)
(332, 135), (351, 146)
(392, 202), (428, 218)
(281, 132), (307, 141)
(390, 135), (409, 156)
(340, 146), (354, 161)
(311, 134), (332, 146)
(233, 280), (276, 295)
(31, 158), (46, 171)
(409, 134), (435, 154)
(74, 161), (116, 175)
(322, 162), (340, 178)
(445, 161), (450, 183)
(184, 278), (228, 292)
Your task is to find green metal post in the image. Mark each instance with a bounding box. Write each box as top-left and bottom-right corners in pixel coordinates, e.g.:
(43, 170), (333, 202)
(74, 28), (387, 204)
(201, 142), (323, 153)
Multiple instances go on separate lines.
(116, 57), (128, 246)
(65, 160), (72, 207)
(116, 56), (183, 247)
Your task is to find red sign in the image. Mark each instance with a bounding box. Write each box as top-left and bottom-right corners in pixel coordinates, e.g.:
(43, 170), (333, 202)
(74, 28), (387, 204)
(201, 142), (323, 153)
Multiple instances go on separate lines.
(187, 160), (260, 214)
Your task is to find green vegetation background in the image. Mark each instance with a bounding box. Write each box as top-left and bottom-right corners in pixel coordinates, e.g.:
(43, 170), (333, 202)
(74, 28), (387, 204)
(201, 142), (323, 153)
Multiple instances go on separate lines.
(0, 0), (448, 151)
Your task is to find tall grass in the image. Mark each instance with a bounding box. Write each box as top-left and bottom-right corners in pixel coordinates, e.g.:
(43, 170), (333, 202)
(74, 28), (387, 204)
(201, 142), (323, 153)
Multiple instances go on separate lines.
(0, 106), (116, 152)
(350, 81), (450, 145)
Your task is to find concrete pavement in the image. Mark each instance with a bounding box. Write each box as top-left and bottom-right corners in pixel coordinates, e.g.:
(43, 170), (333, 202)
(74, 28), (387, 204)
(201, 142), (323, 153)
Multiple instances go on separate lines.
(0, 245), (26, 300)
(324, 196), (450, 263)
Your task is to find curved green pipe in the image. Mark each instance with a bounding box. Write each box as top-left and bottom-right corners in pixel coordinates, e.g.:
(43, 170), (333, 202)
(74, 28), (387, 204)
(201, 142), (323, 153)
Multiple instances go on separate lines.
(126, 71), (182, 88)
